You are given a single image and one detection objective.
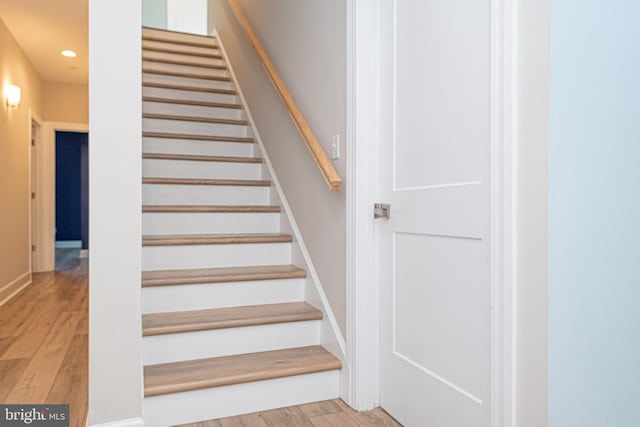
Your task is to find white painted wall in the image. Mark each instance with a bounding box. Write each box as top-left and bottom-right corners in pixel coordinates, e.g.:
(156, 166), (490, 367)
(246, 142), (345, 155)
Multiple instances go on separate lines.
(168, 0), (208, 35)
(88, 0), (143, 425)
(208, 0), (348, 334)
(517, 0), (550, 426)
(142, 0), (167, 29)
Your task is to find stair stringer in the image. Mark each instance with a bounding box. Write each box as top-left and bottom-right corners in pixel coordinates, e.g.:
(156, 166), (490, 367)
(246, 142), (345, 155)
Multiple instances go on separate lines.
(213, 28), (350, 396)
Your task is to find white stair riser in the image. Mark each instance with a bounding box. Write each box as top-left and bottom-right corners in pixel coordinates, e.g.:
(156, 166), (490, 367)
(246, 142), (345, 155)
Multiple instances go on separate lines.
(142, 87), (238, 105)
(143, 138), (254, 158)
(142, 243), (292, 271)
(143, 29), (219, 46)
(142, 278), (306, 313)
(143, 321), (321, 365)
(143, 118), (248, 138)
(143, 73), (234, 91)
(142, 212), (280, 235)
(143, 371), (340, 427)
(143, 101), (242, 120)
(143, 51), (226, 67)
(142, 184), (270, 206)
(143, 158), (262, 180)
(142, 61), (229, 79)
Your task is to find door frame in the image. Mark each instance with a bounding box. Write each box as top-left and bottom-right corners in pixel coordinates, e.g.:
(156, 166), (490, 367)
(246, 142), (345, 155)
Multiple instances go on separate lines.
(33, 121), (89, 272)
(29, 111), (43, 273)
(344, 0), (518, 424)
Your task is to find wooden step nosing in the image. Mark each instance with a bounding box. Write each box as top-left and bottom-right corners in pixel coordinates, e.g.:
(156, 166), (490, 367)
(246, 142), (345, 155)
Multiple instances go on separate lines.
(142, 57), (228, 70)
(142, 178), (270, 187)
(142, 36), (220, 50)
(142, 46), (224, 60)
(142, 153), (262, 163)
(142, 313), (323, 336)
(141, 271), (306, 287)
(142, 205), (280, 213)
(142, 82), (237, 95)
(141, 266), (307, 287)
(142, 234), (292, 247)
(143, 69), (232, 82)
(142, 132), (254, 143)
(142, 26), (218, 41)
(142, 97), (243, 109)
(142, 113), (248, 126)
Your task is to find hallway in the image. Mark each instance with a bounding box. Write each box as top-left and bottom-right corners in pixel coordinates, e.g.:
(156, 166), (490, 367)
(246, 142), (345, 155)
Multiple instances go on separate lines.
(0, 249), (87, 427)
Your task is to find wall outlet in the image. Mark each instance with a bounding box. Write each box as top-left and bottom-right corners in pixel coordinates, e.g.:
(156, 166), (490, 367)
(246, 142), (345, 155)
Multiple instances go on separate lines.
(331, 134), (340, 160)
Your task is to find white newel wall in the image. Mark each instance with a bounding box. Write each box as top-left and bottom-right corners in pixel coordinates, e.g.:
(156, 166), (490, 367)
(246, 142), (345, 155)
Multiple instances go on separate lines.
(88, 0), (144, 425)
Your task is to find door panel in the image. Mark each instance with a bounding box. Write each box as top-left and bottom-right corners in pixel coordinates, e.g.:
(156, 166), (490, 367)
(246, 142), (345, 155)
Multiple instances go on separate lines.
(379, 0), (492, 425)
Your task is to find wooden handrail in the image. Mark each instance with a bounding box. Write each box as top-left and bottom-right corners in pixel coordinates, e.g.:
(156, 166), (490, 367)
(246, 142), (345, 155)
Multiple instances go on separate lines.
(228, 0), (344, 192)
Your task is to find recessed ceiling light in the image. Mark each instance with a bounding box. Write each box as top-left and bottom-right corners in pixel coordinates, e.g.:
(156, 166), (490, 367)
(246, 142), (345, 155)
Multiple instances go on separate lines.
(61, 50), (77, 58)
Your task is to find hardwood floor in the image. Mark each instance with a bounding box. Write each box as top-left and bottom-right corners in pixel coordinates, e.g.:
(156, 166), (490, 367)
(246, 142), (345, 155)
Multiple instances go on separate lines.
(0, 249), (87, 427)
(179, 399), (403, 427)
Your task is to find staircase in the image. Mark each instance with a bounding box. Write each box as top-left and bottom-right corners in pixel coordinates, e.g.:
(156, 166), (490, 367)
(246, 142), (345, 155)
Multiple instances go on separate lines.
(140, 27), (342, 426)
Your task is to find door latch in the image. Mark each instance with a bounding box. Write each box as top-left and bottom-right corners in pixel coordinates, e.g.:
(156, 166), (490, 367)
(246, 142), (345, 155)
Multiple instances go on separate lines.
(374, 203), (391, 219)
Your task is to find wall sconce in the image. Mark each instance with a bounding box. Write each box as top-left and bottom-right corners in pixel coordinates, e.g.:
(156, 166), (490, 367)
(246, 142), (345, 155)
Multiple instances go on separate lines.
(4, 84), (21, 109)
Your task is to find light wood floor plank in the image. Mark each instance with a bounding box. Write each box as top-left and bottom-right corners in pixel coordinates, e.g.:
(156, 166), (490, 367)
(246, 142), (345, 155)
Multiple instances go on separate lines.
(298, 399), (342, 418)
(6, 310), (82, 402)
(46, 334), (88, 427)
(258, 406), (315, 427)
(0, 358), (30, 401)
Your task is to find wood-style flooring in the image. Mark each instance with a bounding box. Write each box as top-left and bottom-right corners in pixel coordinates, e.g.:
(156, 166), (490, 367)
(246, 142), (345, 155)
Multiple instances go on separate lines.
(0, 249), (87, 427)
(180, 399), (402, 427)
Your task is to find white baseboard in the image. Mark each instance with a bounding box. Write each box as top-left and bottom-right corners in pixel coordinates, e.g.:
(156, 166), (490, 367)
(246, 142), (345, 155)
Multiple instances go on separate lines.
(0, 272), (32, 307)
(56, 240), (82, 248)
(88, 417), (144, 427)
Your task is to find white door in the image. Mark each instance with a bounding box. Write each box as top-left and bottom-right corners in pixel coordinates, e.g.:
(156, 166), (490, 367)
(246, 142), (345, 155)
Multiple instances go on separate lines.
(379, 0), (492, 425)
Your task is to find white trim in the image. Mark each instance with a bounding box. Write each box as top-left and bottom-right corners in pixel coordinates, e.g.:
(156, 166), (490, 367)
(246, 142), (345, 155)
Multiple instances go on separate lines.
(29, 110), (43, 273)
(56, 240), (82, 248)
(166, 0), (178, 31)
(214, 30), (348, 364)
(0, 272), (32, 307)
(88, 417), (144, 427)
(490, 0), (519, 426)
(344, 0), (382, 411)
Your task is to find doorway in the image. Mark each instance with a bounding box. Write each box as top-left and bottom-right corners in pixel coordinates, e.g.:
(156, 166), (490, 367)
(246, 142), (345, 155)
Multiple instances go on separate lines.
(55, 131), (89, 270)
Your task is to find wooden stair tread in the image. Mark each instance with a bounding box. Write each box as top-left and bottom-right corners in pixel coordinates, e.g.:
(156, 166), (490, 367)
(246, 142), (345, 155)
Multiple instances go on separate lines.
(143, 68), (232, 82)
(142, 177), (270, 187)
(142, 205), (280, 213)
(142, 46), (223, 60)
(144, 345), (341, 397)
(142, 264), (307, 287)
(142, 36), (219, 50)
(142, 96), (242, 109)
(142, 57), (227, 70)
(142, 233), (293, 246)
(142, 153), (261, 163)
(143, 113), (248, 126)
(142, 82), (237, 95)
(143, 132), (254, 143)
(142, 302), (322, 336)
(142, 26), (218, 41)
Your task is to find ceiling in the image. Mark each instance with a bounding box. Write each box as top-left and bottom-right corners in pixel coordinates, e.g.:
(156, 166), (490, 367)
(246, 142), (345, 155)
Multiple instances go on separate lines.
(0, 0), (88, 84)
